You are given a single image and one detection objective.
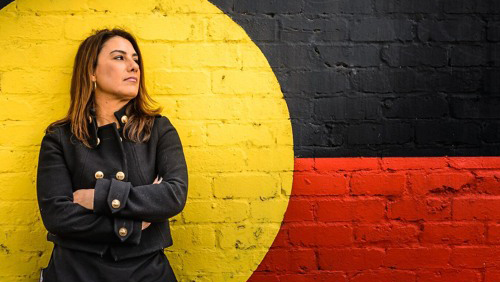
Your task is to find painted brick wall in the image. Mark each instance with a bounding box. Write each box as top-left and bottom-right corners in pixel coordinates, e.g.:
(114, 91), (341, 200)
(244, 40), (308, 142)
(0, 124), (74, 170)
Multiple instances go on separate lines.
(249, 157), (500, 281)
(1, 0), (500, 281)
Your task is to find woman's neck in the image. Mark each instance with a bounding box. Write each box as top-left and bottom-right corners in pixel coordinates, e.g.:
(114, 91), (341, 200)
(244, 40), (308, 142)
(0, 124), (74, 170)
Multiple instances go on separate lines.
(94, 95), (129, 128)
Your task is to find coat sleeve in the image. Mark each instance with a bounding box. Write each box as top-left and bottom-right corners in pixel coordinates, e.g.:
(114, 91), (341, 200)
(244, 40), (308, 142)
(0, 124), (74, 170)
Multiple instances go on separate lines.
(36, 126), (143, 244)
(93, 116), (188, 223)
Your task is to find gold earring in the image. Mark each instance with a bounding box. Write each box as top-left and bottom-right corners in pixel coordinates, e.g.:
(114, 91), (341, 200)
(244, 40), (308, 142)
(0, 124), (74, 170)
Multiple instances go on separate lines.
(93, 81), (96, 91)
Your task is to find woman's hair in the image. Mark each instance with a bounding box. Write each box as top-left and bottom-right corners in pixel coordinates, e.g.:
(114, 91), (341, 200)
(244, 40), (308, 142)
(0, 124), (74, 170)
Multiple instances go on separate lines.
(47, 28), (162, 148)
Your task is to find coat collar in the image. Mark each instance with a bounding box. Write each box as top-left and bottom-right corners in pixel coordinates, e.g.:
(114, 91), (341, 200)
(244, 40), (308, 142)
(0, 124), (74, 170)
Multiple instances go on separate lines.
(88, 101), (131, 147)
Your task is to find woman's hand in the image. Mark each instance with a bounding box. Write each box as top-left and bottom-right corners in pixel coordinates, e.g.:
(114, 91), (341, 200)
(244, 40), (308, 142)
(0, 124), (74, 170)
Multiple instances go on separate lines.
(142, 176), (163, 230)
(73, 189), (95, 210)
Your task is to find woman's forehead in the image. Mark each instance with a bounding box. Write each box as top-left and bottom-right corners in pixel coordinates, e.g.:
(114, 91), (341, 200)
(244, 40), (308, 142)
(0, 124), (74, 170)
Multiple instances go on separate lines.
(101, 36), (137, 54)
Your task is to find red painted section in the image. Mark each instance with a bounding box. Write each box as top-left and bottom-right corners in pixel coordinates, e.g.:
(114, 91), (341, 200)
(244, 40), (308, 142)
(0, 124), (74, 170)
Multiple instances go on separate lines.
(249, 157), (500, 282)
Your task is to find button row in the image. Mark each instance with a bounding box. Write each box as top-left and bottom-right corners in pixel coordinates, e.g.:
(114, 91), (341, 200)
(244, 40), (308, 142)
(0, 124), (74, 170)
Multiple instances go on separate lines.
(94, 171), (126, 180)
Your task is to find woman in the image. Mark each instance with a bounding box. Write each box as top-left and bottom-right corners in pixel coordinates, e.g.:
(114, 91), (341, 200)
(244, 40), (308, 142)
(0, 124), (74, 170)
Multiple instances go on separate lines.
(36, 28), (188, 281)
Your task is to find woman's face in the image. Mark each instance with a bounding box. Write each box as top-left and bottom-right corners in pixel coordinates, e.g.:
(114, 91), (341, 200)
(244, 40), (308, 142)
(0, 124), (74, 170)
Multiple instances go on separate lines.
(93, 36), (140, 100)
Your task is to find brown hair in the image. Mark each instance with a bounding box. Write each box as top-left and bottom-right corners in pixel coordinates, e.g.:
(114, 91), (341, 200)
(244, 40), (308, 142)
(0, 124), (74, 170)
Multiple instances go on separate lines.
(47, 28), (162, 148)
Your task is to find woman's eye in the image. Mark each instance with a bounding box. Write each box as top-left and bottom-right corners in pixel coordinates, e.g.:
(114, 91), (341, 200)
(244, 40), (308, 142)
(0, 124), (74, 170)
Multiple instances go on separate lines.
(115, 56), (123, 60)
(134, 60), (140, 64)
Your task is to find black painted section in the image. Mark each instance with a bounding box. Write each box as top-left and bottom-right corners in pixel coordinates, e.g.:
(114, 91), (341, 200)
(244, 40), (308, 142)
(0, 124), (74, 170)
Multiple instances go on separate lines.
(0, 0), (12, 10)
(208, 0), (500, 157)
(2, 0), (500, 157)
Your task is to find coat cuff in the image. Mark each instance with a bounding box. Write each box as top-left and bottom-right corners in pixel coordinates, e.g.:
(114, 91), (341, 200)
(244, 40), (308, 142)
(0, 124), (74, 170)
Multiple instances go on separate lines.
(114, 217), (142, 244)
(94, 178), (111, 214)
(107, 178), (131, 215)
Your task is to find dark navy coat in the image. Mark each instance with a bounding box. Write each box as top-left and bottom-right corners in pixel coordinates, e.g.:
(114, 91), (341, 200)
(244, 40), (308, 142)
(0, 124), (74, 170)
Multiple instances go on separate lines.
(36, 104), (188, 262)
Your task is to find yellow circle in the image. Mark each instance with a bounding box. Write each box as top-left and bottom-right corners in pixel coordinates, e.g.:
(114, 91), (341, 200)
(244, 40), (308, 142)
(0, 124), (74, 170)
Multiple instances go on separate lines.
(0, 0), (293, 280)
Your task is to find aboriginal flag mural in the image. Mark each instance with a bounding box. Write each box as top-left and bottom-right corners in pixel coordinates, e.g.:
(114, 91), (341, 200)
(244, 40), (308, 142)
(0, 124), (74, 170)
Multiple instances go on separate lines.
(1, 0), (500, 281)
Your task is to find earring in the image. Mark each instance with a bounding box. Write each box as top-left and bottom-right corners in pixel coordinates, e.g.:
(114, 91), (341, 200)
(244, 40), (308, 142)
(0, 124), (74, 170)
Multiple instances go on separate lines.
(93, 81), (97, 91)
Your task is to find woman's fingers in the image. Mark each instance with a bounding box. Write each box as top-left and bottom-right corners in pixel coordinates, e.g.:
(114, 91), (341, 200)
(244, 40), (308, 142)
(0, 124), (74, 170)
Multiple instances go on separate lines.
(152, 176), (163, 184)
(142, 221), (151, 230)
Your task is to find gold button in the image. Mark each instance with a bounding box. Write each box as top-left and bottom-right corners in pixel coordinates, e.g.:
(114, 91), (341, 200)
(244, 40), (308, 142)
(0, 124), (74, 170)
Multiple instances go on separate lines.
(88, 116), (92, 123)
(116, 171), (125, 181)
(121, 115), (128, 124)
(96, 137), (100, 146)
(111, 199), (121, 209)
(118, 227), (128, 237)
(95, 171), (104, 179)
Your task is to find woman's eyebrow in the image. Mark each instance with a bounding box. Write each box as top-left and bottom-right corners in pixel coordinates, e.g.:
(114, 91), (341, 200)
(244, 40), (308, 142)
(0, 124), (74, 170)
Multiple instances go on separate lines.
(110, 50), (138, 57)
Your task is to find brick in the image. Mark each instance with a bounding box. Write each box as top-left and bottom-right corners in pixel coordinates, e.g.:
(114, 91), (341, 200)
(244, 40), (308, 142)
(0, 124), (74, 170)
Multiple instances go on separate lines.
(183, 200), (249, 223)
(388, 198), (451, 221)
(382, 94), (449, 119)
(417, 269), (481, 282)
(0, 172), (36, 201)
(351, 18), (413, 42)
(282, 71), (349, 94)
(483, 122), (500, 143)
(350, 270), (416, 282)
(418, 19), (484, 42)
(450, 97), (500, 119)
(448, 157), (500, 169)
(280, 17), (348, 43)
(415, 121), (481, 146)
(214, 173), (279, 198)
(278, 273), (347, 282)
(450, 246), (500, 268)
(305, 0), (372, 14)
(487, 224), (500, 243)
(488, 21), (500, 41)
(384, 248), (451, 269)
(380, 157), (448, 170)
(351, 171), (406, 195)
(314, 97), (380, 121)
(354, 223), (419, 244)
(171, 43), (239, 68)
(249, 273), (280, 282)
(207, 123), (275, 146)
(316, 45), (380, 67)
(170, 225), (216, 249)
(294, 158), (314, 172)
(347, 122), (412, 145)
(256, 249), (317, 273)
(433, 69), (483, 93)
(184, 147), (246, 172)
(283, 198), (315, 222)
(315, 158), (380, 171)
(422, 223), (485, 244)
(288, 224), (353, 247)
(317, 198), (386, 222)
(351, 69), (420, 93)
(218, 224), (279, 250)
(135, 15), (204, 41)
(318, 248), (384, 271)
(453, 196), (500, 220)
(380, 0), (440, 13)
(1, 70), (71, 94)
(250, 199), (289, 223)
(151, 71), (210, 95)
(293, 173), (348, 196)
(451, 46), (488, 66)
(260, 44), (321, 69)
(207, 15), (252, 42)
(382, 45), (447, 67)
(473, 171), (500, 195)
(233, 0), (303, 14)
(212, 70), (281, 95)
(233, 17), (278, 42)
(409, 171), (475, 195)
(485, 270), (500, 282)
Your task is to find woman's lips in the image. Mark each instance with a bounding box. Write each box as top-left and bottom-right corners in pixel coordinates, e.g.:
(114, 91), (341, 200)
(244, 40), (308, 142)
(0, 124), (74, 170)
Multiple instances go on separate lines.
(125, 77), (137, 82)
